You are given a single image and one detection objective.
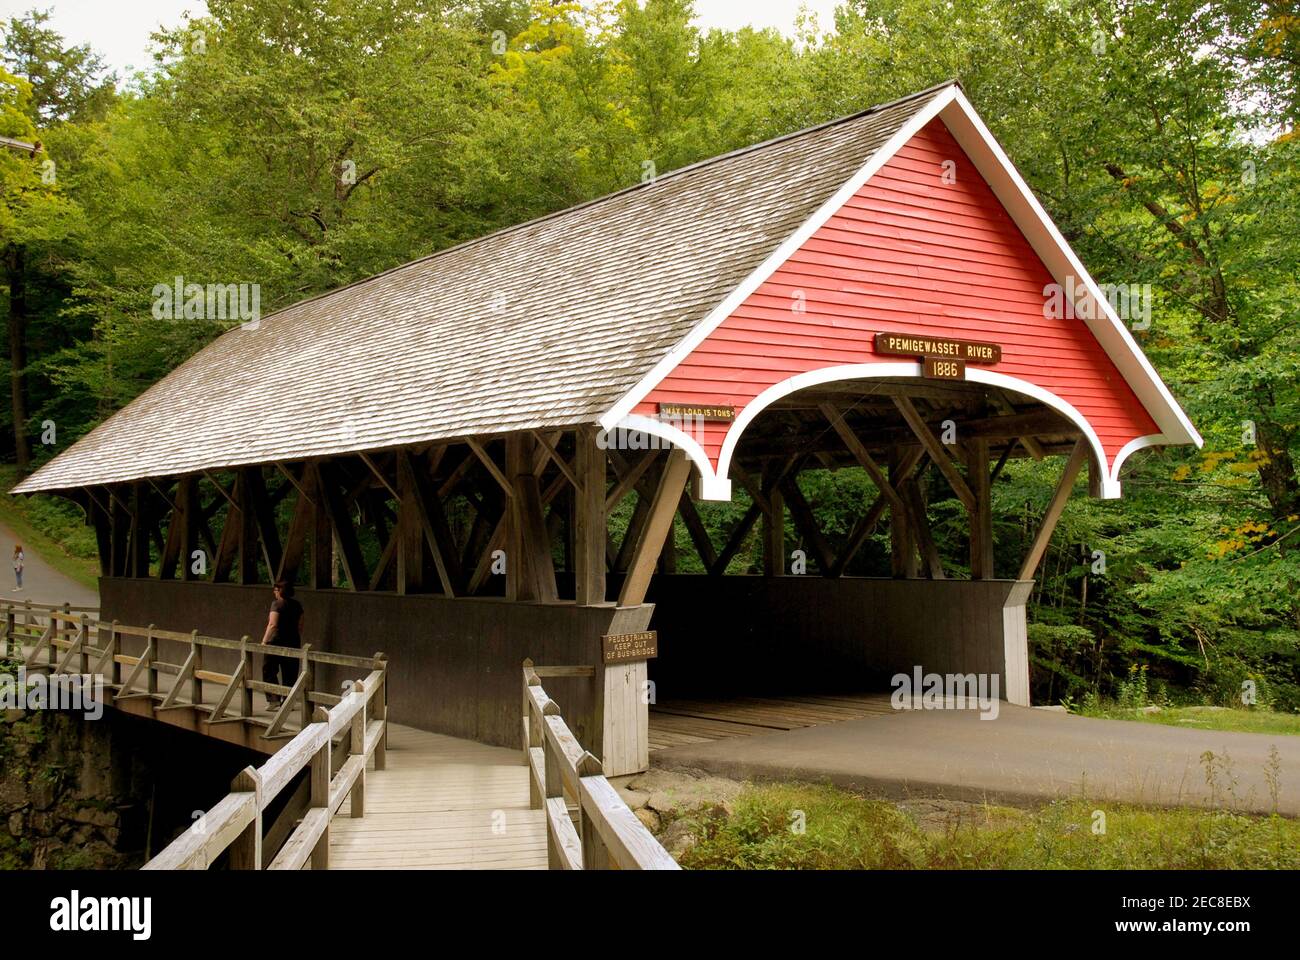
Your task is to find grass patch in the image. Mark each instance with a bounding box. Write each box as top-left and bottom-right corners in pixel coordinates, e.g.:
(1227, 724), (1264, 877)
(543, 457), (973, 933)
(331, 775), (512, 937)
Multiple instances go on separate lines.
(678, 783), (1299, 870)
(0, 466), (99, 592)
(1071, 701), (1300, 736)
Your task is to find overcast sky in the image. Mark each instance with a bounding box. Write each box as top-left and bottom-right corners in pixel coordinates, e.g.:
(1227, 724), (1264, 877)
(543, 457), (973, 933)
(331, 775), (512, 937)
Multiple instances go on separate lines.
(0, 0), (844, 76)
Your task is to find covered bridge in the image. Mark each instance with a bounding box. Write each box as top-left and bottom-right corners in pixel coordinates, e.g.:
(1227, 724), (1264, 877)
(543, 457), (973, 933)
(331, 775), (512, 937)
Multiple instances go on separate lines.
(13, 82), (1199, 776)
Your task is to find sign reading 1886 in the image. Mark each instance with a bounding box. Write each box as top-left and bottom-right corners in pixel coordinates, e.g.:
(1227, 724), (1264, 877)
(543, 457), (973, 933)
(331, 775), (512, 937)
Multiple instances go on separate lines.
(873, 331), (1002, 381)
(602, 631), (658, 664)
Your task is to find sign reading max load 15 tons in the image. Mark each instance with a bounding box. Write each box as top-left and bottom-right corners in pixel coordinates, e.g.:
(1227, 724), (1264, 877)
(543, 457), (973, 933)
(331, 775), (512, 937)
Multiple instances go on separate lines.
(873, 331), (1002, 381)
(602, 631), (658, 664)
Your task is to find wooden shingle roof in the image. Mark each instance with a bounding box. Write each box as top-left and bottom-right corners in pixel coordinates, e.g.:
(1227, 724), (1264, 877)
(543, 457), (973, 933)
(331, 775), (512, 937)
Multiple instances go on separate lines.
(15, 85), (949, 493)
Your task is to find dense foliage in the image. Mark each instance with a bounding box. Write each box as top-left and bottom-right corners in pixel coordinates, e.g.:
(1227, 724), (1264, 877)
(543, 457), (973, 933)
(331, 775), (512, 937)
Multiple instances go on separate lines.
(1, 0), (1297, 708)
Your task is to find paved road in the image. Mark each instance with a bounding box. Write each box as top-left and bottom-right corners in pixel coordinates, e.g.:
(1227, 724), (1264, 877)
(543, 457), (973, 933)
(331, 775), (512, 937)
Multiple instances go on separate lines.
(0, 519), (99, 609)
(654, 701), (1300, 815)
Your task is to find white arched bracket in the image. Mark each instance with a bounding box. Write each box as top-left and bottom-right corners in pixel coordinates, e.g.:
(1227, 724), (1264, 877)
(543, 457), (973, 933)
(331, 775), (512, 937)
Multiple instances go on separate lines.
(617, 364), (1133, 502)
(596, 414), (729, 500)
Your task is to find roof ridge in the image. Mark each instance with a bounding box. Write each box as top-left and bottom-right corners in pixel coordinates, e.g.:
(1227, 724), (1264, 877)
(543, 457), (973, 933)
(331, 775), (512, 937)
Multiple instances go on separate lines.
(243, 81), (960, 327)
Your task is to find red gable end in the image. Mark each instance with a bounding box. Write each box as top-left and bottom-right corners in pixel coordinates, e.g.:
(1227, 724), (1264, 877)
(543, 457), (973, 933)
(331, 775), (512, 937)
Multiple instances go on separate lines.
(633, 117), (1161, 486)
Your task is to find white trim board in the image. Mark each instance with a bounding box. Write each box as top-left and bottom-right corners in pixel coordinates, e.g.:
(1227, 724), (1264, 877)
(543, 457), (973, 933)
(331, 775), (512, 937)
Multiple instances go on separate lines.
(612, 364), (1121, 501)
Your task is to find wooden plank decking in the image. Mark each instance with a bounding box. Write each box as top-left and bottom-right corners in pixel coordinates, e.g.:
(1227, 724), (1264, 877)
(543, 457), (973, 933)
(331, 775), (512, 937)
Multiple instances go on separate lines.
(648, 693), (897, 751)
(328, 724), (547, 869)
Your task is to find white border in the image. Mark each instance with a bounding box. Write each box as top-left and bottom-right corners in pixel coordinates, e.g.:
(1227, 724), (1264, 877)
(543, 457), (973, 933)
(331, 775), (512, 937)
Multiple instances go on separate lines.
(1110, 433), (1169, 486)
(618, 364), (1123, 501)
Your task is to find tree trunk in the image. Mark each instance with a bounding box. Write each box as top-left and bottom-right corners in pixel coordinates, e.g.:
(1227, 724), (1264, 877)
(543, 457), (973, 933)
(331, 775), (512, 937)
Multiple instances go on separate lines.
(1253, 413), (1300, 527)
(5, 246), (31, 473)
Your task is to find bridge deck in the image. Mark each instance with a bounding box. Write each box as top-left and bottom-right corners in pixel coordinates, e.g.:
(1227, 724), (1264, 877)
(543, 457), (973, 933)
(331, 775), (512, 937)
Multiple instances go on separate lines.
(649, 692), (897, 750)
(329, 724), (547, 869)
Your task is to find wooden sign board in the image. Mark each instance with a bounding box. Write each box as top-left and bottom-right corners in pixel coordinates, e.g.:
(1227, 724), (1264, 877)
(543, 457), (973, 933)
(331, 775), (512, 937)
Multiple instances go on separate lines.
(602, 630), (658, 664)
(873, 331), (1002, 365)
(923, 355), (965, 380)
(656, 403), (736, 421)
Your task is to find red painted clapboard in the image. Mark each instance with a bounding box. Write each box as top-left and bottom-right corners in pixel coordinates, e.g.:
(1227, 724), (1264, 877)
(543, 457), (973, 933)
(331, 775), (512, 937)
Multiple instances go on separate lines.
(635, 117), (1159, 475)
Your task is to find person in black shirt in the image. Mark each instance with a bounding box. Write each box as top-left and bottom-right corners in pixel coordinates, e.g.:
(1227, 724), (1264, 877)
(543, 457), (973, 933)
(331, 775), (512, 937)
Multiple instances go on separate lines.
(260, 580), (305, 709)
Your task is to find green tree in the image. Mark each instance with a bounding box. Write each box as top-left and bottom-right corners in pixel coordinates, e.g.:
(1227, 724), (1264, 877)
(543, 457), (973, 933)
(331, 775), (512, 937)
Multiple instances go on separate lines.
(0, 64), (80, 471)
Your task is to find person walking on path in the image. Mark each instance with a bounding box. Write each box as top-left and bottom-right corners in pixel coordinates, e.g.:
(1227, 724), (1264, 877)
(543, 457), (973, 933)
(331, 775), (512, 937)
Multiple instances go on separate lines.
(260, 580), (305, 709)
(12, 544), (24, 591)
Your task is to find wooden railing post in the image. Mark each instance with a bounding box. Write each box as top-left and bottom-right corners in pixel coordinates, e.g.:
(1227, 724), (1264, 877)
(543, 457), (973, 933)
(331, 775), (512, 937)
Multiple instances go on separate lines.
(542, 699), (567, 868)
(521, 658), (535, 765)
(145, 625), (158, 697)
(310, 705), (331, 869)
(349, 681), (366, 818)
(189, 630), (202, 705)
(577, 752), (612, 870)
(372, 653), (388, 771)
(77, 614), (90, 675)
(108, 620), (121, 686)
(524, 662), (544, 810)
(45, 606), (57, 671)
(239, 635), (253, 717)
(3, 604), (13, 657)
(228, 766), (263, 870)
(526, 665), (680, 871)
(299, 643), (313, 730)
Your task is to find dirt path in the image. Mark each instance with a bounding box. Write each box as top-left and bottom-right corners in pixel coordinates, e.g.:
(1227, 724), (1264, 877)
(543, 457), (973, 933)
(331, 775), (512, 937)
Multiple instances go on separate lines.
(0, 519), (99, 609)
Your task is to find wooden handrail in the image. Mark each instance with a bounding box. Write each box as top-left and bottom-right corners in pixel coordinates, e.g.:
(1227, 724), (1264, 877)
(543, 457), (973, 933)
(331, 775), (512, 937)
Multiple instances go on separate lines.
(5, 596), (392, 871)
(144, 667), (387, 870)
(6, 600), (389, 760)
(0, 596), (100, 613)
(521, 659), (679, 870)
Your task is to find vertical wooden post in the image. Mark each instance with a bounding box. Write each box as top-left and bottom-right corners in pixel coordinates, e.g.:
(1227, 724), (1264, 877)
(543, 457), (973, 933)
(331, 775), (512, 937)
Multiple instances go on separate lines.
(966, 439), (994, 579)
(110, 489), (129, 577)
(396, 454), (424, 595)
(144, 625), (158, 698)
(762, 483), (785, 576)
(889, 450), (918, 578)
(299, 644), (313, 731)
(542, 700), (566, 869)
(372, 654), (388, 771)
(130, 482), (148, 577)
(577, 752), (611, 870)
(228, 766), (263, 870)
(310, 464), (332, 590)
(590, 666), (605, 766)
(349, 681), (366, 818)
(178, 475), (199, 581)
(91, 496), (112, 578)
(76, 614), (89, 675)
(574, 427), (606, 605)
(189, 630), (202, 705)
(309, 705), (330, 870)
(236, 469), (259, 585)
(108, 621), (121, 687)
(527, 692), (544, 809)
(521, 660), (533, 764)
(44, 602), (55, 670)
(4, 605), (13, 658)
(239, 635), (253, 717)
(504, 436), (527, 601)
